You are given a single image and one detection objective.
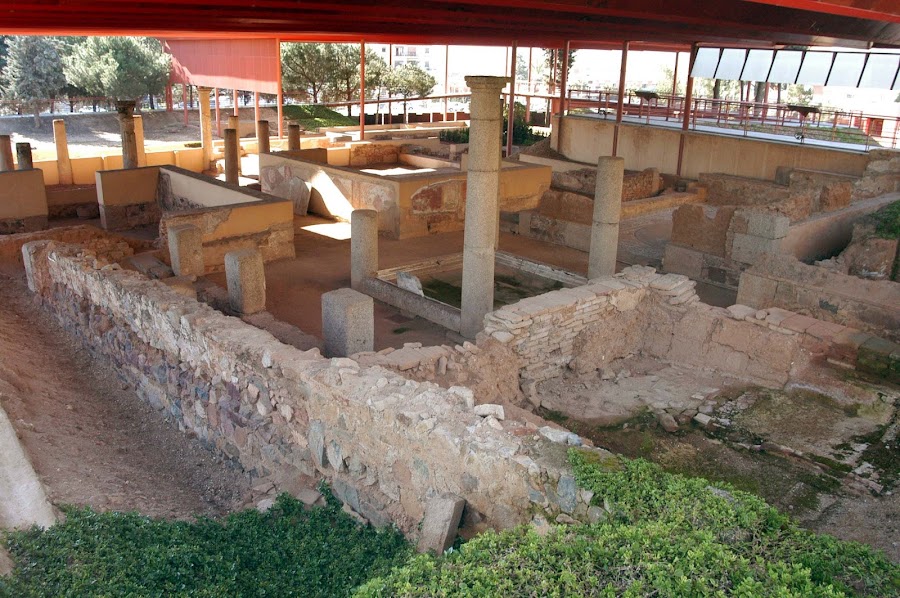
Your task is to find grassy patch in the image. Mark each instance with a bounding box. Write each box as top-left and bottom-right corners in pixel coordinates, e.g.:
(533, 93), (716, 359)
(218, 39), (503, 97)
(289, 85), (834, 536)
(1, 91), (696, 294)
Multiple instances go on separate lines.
(871, 201), (900, 240)
(0, 492), (410, 598)
(283, 105), (356, 131)
(392, 327), (412, 334)
(359, 453), (900, 597)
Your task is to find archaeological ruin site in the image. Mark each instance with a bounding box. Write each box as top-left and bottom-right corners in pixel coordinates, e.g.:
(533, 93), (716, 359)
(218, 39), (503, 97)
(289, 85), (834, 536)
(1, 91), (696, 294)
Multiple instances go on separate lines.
(0, 0), (898, 594)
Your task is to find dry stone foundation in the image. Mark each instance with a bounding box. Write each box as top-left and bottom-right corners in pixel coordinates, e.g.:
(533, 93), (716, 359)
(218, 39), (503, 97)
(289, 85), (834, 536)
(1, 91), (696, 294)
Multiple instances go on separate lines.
(21, 239), (625, 541)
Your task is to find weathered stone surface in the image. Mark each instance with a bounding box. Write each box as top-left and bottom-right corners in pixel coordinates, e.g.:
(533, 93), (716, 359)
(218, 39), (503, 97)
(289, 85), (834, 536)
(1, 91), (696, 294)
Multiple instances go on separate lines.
(397, 271), (424, 296)
(417, 494), (465, 554)
(167, 224), (204, 277)
(473, 404), (505, 420)
(322, 288), (374, 357)
(225, 248), (266, 315)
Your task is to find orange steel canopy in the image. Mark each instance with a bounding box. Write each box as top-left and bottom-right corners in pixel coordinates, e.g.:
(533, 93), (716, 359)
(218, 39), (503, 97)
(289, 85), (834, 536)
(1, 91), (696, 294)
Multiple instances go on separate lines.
(1, 1), (899, 49)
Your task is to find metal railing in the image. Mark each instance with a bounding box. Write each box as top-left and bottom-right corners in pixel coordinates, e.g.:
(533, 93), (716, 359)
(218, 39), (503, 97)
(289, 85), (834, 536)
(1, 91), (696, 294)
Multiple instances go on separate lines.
(566, 88), (900, 149)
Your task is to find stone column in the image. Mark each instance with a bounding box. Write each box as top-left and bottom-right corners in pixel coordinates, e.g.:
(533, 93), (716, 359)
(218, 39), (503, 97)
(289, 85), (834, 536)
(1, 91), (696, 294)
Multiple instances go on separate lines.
(351, 209), (378, 291)
(225, 248), (266, 315)
(460, 75), (508, 339)
(198, 86), (213, 170)
(52, 120), (73, 184)
(587, 156), (625, 279)
(115, 101), (138, 169)
(257, 120), (270, 154)
(15, 143), (33, 170)
(227, 115), (242, 174)
(224, 128), (239, 185)
(133, 115), (147, 167)
(0, 135), (14, 171)
(167, 224), (204, 277)
(321, 288), (374, 357)
(287, 124), (301, 150)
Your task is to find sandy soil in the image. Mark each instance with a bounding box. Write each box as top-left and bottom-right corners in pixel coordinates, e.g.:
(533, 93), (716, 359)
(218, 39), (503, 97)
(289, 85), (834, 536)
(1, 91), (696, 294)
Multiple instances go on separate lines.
(0, 273), (250, 520)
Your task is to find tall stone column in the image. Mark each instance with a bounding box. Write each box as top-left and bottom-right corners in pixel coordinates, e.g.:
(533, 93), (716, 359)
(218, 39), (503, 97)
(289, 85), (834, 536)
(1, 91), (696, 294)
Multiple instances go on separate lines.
(460, 75), (508, 339)
(0, 135), (13, 171)
(53, 120), (73, 184)
(287, 124), (301, 150)
(351, 209), (378, 291)
(257, 120), (270, 154)
(115, 101), (138, 169)
(133, 115), (147, 167)
(224, 128), (239, 185)
(198, 86), (213, 170)
(587, 156), (625, 279)
(16, 143), (33, 170)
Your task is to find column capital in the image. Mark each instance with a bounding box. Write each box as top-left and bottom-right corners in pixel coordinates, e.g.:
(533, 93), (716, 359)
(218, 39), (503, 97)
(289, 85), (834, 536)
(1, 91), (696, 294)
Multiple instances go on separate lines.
(197, 86), (213, 93)
(115, 100), (136, 116)
(465, 76), (510, 91)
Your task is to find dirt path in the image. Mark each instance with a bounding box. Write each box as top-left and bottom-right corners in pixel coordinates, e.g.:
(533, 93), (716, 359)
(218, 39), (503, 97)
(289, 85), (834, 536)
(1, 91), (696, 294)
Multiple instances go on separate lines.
(0, 274), (250, 520)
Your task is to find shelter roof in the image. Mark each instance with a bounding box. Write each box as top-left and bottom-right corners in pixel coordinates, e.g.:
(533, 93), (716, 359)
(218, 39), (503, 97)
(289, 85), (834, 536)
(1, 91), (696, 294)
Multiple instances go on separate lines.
(2, 0), (898, 48)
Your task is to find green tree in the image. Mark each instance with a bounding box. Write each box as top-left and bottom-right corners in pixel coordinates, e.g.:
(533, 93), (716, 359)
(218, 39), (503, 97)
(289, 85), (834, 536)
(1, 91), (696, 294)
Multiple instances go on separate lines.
(281, 42), (334, 103)
(385, 63), (436, 123)
(2, 36), (67, 126)
(64, 37), (169, 105)
(543, 47), (576, 92)
(786, 83), (814, 106)
(326, 44), (388, 116)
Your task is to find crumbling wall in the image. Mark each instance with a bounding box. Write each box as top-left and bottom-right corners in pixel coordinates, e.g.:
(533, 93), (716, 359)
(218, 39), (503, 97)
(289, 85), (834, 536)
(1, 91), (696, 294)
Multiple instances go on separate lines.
(737, 253), (900, 342)
(23, 241), (616, 538)
(0, 225), (148, 274)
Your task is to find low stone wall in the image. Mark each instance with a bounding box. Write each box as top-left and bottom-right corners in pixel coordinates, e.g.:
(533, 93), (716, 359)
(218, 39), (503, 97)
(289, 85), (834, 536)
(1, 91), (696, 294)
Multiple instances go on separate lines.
(260, 152), (549, 239)
(159, 200), (295, 274)
(0, 169), (48, 234)
(23, 240), (617, 538)
(737, 253), (900, 343)
(483, 266), (898, 386)
(664, 194), (899, 289)
(0, 225), (148, 274)
(95, 167), (161, 231)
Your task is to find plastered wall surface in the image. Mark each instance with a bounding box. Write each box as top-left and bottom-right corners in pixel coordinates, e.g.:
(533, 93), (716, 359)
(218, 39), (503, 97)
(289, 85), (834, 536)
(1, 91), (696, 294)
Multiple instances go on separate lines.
(553, 115), (870, 179)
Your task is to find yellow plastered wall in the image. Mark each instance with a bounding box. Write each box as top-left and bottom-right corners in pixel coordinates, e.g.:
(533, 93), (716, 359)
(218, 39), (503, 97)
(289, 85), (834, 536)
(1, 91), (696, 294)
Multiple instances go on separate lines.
(162, 168), (262, 208)
(553, 115), (870, 179)
(0, 169), (48, 219)
(96, 167), (159, 207)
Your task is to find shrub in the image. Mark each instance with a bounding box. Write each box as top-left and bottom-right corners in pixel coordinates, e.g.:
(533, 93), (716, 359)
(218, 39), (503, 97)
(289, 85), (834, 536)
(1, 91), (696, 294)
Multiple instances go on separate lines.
(356, 453), (900, 597)
(0, 492), (410, 598)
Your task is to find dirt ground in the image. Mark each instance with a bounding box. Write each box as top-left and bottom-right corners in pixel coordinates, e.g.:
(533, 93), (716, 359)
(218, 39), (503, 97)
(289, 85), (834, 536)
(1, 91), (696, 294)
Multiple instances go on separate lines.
(0, 273), (251, 521)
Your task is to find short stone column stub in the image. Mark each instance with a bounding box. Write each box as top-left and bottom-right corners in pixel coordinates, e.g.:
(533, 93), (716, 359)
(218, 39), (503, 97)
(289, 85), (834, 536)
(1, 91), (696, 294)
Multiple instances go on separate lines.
(133, 115), (147, 167)
(351, 209), (378, 291)
(287, 124), (301, 150)
(0, 135), (13, 172)
(15, 143), (33, 170)
(198, 86), (213, 170)
(167, 224), (205, 277)
(257, 120), (270, 154)
(224, 128), (240, 185)
(115, 100), (138, 169)
(52, 119), (73, 184)
(225, 248), (267, 315)
(588, 156), (625, 279)
(321, 288), (374, 358)
(460, 75), (508, 339)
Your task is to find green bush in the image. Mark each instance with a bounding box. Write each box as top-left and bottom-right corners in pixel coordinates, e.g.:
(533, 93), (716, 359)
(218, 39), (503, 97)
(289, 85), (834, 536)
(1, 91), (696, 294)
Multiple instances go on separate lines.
(872, 200), (900, 240)
(438, 102), (547, 147)
(439, 127), (469, 144)
(356, 452), (900, 597)
(0, 492), (410, 598)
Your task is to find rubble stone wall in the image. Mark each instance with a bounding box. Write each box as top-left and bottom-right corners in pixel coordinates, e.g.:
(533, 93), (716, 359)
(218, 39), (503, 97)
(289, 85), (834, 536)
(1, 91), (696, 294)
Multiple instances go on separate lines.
(737, 253), (900, 343)
(23, 241), (614, 538)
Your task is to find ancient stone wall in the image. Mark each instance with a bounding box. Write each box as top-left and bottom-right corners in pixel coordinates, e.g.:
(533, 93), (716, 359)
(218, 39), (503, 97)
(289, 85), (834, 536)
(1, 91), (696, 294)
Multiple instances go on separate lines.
(737, 253), (900, 343)
(23, 241), (615, 538)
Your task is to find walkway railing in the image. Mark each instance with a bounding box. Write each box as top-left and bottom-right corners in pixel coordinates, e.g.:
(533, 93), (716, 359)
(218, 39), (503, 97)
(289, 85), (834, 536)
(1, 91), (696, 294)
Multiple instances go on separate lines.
(566, 88), (900, 149)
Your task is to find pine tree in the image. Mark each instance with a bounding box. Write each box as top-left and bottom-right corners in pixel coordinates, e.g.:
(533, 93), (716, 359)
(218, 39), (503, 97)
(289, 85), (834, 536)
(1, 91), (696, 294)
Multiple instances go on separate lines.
(3, 36), (66, 126)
